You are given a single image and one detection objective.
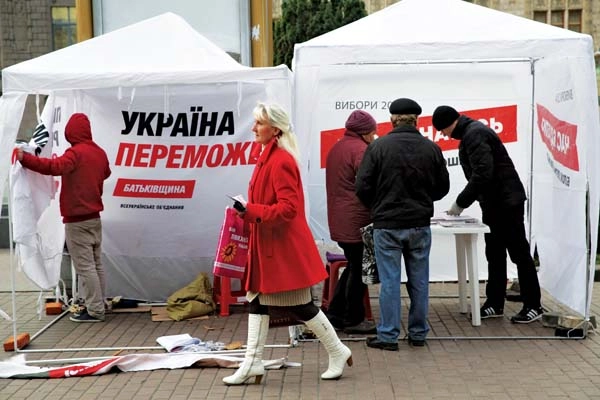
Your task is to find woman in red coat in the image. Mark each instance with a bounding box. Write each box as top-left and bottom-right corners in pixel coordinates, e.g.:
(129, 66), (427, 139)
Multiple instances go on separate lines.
(223, 103), (352, 385)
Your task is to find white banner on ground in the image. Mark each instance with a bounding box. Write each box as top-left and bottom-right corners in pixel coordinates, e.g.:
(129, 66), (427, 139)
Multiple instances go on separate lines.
(0, 353), (292, 378)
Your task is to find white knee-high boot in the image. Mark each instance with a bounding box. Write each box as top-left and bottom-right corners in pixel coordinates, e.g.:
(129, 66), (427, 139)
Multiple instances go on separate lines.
(305, 310), (353, 380)
(223, 313), (269, 385)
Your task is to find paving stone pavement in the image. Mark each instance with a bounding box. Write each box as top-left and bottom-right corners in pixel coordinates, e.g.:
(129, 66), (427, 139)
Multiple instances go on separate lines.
(1, 256), (599, 399)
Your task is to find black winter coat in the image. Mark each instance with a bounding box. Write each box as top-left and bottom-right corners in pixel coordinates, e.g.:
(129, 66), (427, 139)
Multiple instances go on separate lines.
(355, 125), (450, 229)
(452, 115), (526, 210)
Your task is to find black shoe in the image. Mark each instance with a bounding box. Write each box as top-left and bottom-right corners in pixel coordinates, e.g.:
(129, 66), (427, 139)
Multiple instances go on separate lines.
(343, 320), (377, 334)
(407, 337), (426, 347)
(69, 310), (104, 323)
(480, 304), (504, 319)
(366, 337), (398, 351)
(510, 307), (543, 324)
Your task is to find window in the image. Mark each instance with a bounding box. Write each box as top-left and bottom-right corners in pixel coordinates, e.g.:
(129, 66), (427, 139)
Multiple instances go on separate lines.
(534, 8), (583, 33)
(567, 9), (582, 33)
(550, 10), (564, 28)
(533, 11), (547, 24)
(51, 6), (77, 50)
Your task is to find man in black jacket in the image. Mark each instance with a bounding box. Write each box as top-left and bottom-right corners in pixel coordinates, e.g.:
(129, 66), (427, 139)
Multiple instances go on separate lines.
(356, 98), (449, 350)
(432, 105), (543, 324)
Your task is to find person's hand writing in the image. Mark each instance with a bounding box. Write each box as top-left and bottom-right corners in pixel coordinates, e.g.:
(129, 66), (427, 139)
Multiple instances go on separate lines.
(446, 201), (464, 216)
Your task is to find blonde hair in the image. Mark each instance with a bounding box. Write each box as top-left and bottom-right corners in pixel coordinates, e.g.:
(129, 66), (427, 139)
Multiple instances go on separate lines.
(391, 114), (418, 128)
(253, 102), (300, 165)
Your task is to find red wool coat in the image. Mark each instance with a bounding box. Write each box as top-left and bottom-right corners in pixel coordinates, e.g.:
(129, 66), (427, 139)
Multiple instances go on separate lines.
(243, 140), (327, 294)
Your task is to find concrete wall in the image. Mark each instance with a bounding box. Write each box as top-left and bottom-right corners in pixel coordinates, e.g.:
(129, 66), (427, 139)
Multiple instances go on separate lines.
(0, 1), (58, 141)
(0, 0), (53, 71)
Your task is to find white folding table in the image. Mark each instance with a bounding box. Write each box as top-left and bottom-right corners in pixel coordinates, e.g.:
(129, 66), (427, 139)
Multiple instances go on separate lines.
(431, 223), (490, 326)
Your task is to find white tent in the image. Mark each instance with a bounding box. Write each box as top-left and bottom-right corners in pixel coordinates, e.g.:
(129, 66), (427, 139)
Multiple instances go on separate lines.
(293, 0), (600, 317)
(0, 13), (292, 301)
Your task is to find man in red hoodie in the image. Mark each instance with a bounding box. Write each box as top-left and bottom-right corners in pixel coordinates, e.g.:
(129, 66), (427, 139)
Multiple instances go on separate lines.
(16, 113), (111, 323)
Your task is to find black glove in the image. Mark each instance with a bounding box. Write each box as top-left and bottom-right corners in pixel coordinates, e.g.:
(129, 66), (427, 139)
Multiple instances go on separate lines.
(233, 200), (246, 213)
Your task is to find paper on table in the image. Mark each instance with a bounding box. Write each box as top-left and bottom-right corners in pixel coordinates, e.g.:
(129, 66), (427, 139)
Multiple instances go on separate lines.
(431, 214), (479, 224)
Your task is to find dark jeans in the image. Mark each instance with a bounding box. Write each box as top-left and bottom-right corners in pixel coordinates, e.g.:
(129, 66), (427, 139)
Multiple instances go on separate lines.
(326, 241), (366, 327)
(482, 202), (541, 310)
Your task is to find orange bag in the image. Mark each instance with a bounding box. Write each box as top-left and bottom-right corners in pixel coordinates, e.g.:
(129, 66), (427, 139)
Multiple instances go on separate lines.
(213, 207), (248, 279)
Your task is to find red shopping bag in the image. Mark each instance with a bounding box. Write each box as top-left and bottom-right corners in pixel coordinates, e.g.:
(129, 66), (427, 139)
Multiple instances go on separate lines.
(213, 207), (249, 279)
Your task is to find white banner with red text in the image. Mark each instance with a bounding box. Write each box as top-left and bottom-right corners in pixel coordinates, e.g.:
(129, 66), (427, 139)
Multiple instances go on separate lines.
(300, 61), (535, 282)
(531, 58), (591, 315)
(45, 82), (290, 300)
(0, 353), (292, 379)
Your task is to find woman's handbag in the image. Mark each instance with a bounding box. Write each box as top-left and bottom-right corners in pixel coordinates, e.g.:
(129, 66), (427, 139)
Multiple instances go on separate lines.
(213, 207), (249, 279)
(360, 223), (379, 285)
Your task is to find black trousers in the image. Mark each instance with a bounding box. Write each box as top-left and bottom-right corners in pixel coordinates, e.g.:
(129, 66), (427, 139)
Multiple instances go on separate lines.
(326, 241), (366, 327)
(249, 298), (319, 322)
(481, 202), (541, 310)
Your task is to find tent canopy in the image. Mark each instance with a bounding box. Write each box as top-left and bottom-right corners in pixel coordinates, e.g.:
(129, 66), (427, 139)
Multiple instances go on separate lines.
(0, 12), (292, 301)
(3, 12), (288, 93)
(293, 0), (590, 67)
(293, 0), (600, 318)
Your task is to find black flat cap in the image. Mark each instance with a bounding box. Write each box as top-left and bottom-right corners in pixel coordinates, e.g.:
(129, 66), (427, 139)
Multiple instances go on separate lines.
(389, 98), (422, 115)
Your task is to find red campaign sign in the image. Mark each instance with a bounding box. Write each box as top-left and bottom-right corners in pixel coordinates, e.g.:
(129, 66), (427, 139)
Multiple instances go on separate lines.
(536, 104), (579, 171)
(113, 178), (196, 198)
(47, 358), (118, 378)
(320, 105), (518, 169)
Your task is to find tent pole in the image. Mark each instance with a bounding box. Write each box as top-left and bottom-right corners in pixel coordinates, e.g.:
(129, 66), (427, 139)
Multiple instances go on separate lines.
(300, 334), (587, 342)
(584, 182), (592, 338)
(7, 169), (21, 351)
(527, 58), (536, 244)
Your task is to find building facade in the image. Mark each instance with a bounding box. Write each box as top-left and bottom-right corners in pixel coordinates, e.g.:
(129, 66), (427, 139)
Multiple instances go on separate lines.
(0, 0), (76, 91)
(0, 0), (76, 140)
(470, 0), (600, 87)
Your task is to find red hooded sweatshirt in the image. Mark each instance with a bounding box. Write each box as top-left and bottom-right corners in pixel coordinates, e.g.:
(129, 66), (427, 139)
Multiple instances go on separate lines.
(20, 113), (111, 223)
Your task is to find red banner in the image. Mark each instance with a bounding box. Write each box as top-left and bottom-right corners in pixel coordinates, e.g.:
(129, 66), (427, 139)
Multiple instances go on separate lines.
(536, 104), (579, 171)
(113, 178), (196, 198)
(320, 105), (518, 168)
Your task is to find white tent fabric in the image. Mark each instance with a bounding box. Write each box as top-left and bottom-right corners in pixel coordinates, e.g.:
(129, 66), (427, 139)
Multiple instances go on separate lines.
(0, 13), (292, 300)
(9, 102), (64, 291)
(293, 0), (600, 317)
(3, 12), (257, 93)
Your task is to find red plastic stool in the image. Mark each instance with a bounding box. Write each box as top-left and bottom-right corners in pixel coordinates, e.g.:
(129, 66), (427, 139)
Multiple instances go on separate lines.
(213, 275), (247, 316)
(321, 258), (373, 322)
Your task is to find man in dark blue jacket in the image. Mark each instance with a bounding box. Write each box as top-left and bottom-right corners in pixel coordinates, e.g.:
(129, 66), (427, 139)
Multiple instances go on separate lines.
(356, 98), (449, 350)
(432, 105), (543, 324)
